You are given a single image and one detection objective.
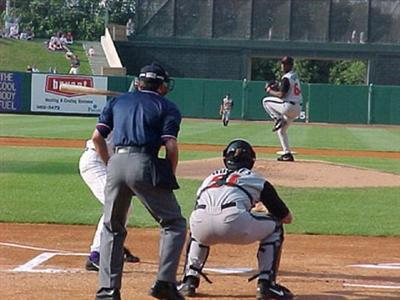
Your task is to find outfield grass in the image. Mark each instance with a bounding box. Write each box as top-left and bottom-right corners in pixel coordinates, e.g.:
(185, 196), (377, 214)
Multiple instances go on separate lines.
(1, 114), (400, 152)
(0, 38), (91, 74)
(1, 114), (399, 236)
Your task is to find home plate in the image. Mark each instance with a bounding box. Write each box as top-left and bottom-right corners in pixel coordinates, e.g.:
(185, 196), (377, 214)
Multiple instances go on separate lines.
(276, 151), (297, 155)
(203, 267), (254, 274)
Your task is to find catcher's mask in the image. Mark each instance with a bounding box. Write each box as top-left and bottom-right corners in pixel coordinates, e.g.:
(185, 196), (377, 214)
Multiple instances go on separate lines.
(223, 139), (256, 170)
(139, 62), (175, 91)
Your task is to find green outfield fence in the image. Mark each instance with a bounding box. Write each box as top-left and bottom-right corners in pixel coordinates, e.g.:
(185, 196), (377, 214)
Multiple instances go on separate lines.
(1, 71), (399, 125)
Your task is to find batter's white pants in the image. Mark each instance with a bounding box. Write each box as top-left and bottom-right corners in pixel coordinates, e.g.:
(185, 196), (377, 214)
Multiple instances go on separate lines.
(262, 96), (301, 154)
(79, 149), (132, 252)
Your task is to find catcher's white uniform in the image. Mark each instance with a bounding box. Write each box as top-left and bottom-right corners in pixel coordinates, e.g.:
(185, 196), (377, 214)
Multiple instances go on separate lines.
(79, 132), (132, 252)
(262, 70), (302, 154)
(183, 167), (290, 283)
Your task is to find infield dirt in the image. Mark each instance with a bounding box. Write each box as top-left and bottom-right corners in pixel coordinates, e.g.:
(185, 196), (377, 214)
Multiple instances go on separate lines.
(1, 137), (400, 299)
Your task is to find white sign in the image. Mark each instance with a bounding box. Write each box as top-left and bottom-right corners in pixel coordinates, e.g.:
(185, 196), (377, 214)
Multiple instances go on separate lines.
(31, 74), (108, 114)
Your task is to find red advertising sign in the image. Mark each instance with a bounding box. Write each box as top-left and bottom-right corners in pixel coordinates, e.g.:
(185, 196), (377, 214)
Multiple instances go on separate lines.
(45, 75), (94, 97)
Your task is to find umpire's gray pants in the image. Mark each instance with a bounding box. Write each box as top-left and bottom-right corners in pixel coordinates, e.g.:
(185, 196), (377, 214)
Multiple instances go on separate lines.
(98, 152), (187, 290)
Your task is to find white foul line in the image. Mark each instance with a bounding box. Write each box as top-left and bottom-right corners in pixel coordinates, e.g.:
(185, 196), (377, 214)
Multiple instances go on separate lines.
(348, 263), (400, 270)
(13, 252), (58, 272)
(0, 242), (88, 273)
(344, 283), (400, 290)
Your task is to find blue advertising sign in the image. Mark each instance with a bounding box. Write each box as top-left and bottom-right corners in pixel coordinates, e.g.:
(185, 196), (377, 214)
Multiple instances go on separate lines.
(0, 72), (22, 112)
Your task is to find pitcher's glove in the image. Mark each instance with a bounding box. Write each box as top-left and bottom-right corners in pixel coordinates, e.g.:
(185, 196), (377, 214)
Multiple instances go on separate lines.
(265, 80), (279, 92)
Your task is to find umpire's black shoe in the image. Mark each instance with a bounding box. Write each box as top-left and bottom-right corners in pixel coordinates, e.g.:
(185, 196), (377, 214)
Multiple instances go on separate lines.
(277, 153), (294, 162)
(256, 280), (294, 300)
(95, 287), (121, 300)
(178, 275), (199, 297)
(123, 247), (140, 263)
(149, 280), (185, 300)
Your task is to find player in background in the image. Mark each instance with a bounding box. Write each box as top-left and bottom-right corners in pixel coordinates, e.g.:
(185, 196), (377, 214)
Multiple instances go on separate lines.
(178, 139), (294, 300)
(219, 93), (234, 126)
(262, 56), (302, 162)
(79, 132), (140, 271)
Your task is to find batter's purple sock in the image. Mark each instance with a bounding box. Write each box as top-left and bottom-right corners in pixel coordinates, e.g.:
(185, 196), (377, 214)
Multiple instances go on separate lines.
(89, 251), (100, 263)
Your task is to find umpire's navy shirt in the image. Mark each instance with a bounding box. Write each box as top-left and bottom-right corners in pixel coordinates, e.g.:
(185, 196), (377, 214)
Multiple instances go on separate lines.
(96, 90), (181, 153)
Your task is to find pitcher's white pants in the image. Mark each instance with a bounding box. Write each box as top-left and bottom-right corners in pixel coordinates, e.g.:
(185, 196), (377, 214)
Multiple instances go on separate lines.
(262, 97), (301, 154)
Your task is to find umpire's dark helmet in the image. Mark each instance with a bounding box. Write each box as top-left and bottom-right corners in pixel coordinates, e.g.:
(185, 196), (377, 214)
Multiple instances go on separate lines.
(139, 62), (175, 91)
(223, 139), (256, 170)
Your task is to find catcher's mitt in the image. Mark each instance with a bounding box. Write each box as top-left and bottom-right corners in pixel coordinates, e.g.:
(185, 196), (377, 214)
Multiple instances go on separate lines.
(265, 80), (280, 92)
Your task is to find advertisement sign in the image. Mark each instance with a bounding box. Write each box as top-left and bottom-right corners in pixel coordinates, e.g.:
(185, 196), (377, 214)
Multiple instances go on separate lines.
(0, 72), (22, 112)
(31, 74), (108, 114)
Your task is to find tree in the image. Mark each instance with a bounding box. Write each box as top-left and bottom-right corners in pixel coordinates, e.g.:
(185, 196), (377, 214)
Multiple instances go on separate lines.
(7, 0), (136, 40)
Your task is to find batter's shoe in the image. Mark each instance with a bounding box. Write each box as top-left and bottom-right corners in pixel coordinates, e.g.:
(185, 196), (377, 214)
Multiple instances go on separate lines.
(277, 153), (294, 162)
(123, 247), (140, 263)
(178, 275), (199, 297)
(149, 280), (185, 300)
(95, 287), (121, 300)
(272, 118), (286, 132)
(256, 280), (293, 300)
(86, 251), (100, 271)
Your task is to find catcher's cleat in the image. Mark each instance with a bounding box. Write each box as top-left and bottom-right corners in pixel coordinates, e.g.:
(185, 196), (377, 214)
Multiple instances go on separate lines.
(149, 280), (185, 300)
(272, 118), (286, 132)
(95, 287), (121, 300)
(123, 247), (140, 263)
(256, 280), (294, 300)
(277, 153), (294, 162)
(178, 275), (199, 297)
(85, 251), (99, 271)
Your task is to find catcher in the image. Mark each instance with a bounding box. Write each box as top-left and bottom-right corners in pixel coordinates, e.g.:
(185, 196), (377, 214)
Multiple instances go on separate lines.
(178, 139), (294, 300)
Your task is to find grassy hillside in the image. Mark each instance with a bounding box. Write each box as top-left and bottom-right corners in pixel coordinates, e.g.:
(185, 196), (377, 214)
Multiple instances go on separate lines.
(0, 38), (91, 74)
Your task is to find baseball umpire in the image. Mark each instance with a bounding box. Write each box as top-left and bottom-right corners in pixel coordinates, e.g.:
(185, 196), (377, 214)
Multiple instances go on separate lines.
(92, 62), (187, 300)
(262, 56), (303, 162)
(178, 139), (294, 299)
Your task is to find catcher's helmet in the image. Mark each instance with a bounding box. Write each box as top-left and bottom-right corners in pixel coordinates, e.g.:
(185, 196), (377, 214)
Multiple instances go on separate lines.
(223, 139), (256, 170)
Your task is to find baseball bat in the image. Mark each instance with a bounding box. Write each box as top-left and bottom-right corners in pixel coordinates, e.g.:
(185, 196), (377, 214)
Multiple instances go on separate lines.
(59, 84), (122, 96)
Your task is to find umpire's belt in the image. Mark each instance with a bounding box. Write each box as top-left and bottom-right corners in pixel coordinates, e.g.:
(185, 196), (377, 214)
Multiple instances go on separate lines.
(115, 146), (155, 155)
(195, 202), (236, 210)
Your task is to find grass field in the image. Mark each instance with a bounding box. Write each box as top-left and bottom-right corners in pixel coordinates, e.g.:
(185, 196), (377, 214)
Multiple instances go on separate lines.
(1, 114), (399, 236)
(0, 38), (91, 74)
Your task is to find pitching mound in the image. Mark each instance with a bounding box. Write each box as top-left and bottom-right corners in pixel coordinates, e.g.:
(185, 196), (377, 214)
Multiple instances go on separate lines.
(177, 158), (400, 187)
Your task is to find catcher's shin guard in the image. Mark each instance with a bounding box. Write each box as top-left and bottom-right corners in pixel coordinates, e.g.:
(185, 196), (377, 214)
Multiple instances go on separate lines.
(181, 236), (211, 287)
(249, 224), (284, 282)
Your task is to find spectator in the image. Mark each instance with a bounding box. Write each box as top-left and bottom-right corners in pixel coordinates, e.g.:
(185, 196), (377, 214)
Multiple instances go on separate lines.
(9, 23), (19, 39)
(60, 33), (68, 45)
(20, 27), (34, 40)
(67, 54), (80, 74)
(126, 18), (135, 37)
(65, 32), (73, 44)
(31, 65), (39, 72)
(88, 46), (95, 57)
(26, 65), (33, 72)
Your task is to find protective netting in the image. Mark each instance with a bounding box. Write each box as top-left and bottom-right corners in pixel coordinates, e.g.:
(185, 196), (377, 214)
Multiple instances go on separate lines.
(135, 0), (400, 44)
(370, 0), (400, 44)
(252, 0), (291, 40)
(330, 0), (369, 43)
(175, 0), (213, 38)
